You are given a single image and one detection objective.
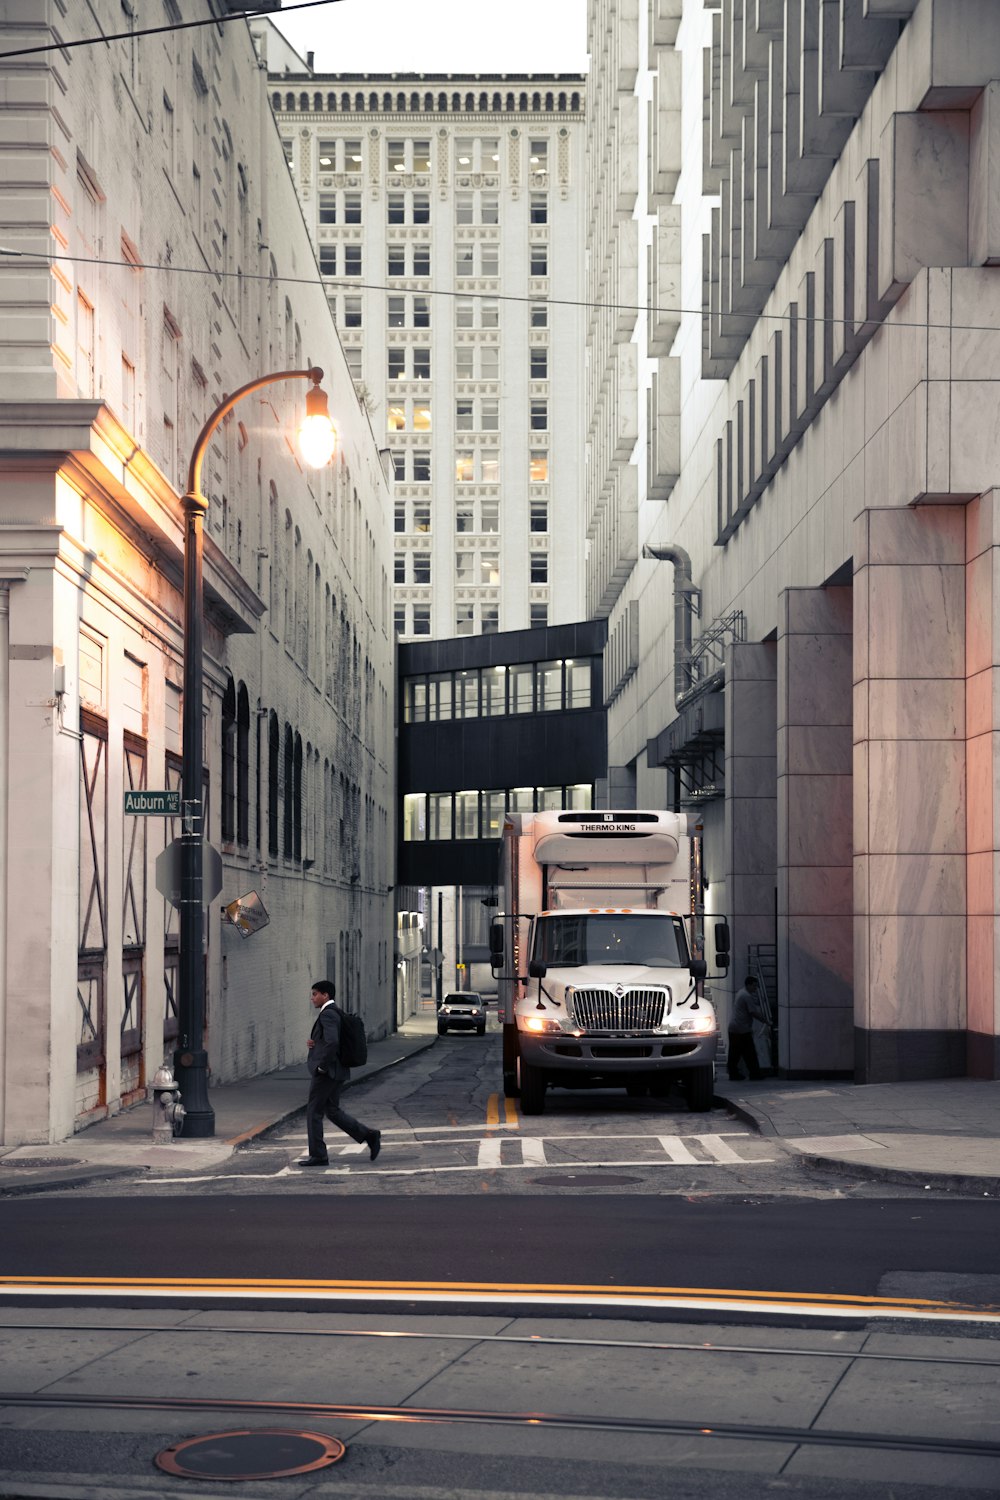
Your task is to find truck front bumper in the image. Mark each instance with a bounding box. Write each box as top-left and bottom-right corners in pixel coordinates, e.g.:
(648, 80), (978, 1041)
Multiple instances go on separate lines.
(518, 1030), (717, 1074)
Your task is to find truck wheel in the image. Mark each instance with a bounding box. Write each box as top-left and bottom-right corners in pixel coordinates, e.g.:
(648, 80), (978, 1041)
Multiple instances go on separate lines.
(685, 1065), (715, 1113)
(503, 1070), (519, 1098)
(625, 1080), (648, 1098)
(648, 1076), (672, 1099)
(518, 1058), (546, 1115)
(476, 1024), (486, 1036)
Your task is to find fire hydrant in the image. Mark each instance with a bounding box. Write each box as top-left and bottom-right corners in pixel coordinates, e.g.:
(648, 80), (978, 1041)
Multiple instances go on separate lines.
(150, 1063), (186, 1143)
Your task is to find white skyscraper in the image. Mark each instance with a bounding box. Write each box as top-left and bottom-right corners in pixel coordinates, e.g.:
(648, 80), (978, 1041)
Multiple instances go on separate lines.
(261, 45), (588, 641)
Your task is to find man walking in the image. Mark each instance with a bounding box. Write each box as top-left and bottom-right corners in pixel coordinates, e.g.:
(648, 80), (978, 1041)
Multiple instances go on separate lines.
(297, 980), (382, 1166)
(727, 974), (766, 1082)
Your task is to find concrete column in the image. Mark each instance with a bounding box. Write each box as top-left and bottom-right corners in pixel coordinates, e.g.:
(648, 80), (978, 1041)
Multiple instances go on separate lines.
(723, 641), (777, 1043)
(854, 507), (967, 1082)
(966, 490), (1000, 1078)
(777, 586), (853, 1076)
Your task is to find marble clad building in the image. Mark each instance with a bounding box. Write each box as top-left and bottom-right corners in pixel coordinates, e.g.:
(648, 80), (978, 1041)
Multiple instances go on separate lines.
(0, 1), (395, 1144)
(591, 0), (1000, 1081)
(257, 27), (588, 642)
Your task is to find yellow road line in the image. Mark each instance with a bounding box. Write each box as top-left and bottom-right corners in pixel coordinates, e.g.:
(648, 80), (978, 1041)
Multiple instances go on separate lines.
(0, 1273), (996, 1321)
(505, 1097), (519, 1126)
(485, 1094), (499, 1127)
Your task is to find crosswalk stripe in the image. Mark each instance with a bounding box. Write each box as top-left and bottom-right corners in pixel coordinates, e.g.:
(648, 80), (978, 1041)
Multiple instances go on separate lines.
(692, 1133), (747, 1163)
(656, 1135), (701, 1164)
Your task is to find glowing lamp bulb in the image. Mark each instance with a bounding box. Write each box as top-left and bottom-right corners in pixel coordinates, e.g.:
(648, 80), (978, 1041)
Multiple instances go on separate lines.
(298, 375), (336, 467)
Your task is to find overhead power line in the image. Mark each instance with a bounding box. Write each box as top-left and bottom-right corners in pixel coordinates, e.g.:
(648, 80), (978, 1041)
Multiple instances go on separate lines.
(0, 245), (988, 337)
(0, 0), (341, 61)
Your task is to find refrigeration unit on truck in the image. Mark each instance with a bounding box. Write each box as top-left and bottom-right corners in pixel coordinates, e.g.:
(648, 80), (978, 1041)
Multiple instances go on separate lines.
(489, 809), (730, 1115)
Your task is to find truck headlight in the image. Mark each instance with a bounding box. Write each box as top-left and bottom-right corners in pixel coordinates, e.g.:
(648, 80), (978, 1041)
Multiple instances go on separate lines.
(675, 1013), (716, 1034)
(520, 1015), (563, 1035)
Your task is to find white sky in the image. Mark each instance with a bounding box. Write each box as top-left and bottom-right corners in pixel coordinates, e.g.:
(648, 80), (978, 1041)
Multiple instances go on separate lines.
(270, 0), (589, 74)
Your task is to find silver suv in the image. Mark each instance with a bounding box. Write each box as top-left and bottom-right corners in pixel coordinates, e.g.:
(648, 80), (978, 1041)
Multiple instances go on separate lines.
(437, 992), (486, 1036)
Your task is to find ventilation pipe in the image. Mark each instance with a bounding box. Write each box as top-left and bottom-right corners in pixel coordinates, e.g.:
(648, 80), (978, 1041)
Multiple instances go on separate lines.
(641, 544), (701, 707)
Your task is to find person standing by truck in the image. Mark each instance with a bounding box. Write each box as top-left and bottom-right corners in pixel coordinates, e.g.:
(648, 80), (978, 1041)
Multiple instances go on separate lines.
(728, 975), (765, 1081)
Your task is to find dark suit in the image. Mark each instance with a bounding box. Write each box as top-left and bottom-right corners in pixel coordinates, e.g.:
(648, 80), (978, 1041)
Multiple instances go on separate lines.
(306, 1002), (372, 1160)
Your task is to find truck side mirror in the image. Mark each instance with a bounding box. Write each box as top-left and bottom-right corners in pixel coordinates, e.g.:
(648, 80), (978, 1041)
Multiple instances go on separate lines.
(714, 920), (731, 973)
(689, 958), (707, 981)
(489, 918), (505, 974)
(528, 959), (547, 979)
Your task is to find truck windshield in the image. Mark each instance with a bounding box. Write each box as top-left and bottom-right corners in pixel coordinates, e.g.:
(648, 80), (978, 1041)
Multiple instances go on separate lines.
(533, 914), (689, 968)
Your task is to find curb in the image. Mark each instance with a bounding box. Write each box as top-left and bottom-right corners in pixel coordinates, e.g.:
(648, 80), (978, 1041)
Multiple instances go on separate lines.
(0, 1164), (145, 1199)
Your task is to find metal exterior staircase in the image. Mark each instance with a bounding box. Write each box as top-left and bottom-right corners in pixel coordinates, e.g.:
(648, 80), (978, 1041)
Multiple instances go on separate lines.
(748, 943), (778, 1070)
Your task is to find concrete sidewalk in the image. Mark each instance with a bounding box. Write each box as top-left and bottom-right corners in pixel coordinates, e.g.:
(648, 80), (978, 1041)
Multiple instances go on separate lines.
(0, 1009), (440, 1196)
(715, 1075), (1000, 1193)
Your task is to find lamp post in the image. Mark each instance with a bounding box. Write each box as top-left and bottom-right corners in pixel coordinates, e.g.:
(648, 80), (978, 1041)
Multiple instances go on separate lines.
(176, 366), (336, 1136)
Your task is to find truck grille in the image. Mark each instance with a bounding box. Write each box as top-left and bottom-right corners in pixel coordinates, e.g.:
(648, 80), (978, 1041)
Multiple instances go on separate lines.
(570, 988), (668, 1031)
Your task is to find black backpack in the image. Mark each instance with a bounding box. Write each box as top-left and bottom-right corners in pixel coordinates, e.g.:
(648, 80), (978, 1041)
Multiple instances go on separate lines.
(337, 1007), (368, 1068)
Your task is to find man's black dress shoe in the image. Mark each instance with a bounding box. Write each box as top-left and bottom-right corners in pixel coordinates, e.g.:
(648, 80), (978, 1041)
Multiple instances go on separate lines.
(295, 1155), (329, 1167)
(368, 1131), (381, 1161)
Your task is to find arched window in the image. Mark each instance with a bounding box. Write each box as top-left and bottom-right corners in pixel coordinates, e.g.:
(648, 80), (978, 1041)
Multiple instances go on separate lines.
(532, 92), (541, 111)
(439, 92), (448, 111)
(383, 91), (392, 111)
(221, 676), (236, 842)
(558, 92), (566, 111)
(506, 92), (515, 110)
(519, 92), (528, 110)
(327, 92), (337, 111)
(342, 92), (351, 112)
(452, 93), (461, 111)
(370, 91), (379, 111)
(299, 93), (309, 111)
(283, 723), (293, 858)
(545, 92), (554, 110)
(571, 92), (581, 111)
(313, 93), (322, 111)
(465, 92), (474, 111)
(424, 92), (434, 111)
(355, 92), (364, 111)
(293, 732), (303, 863)
(479, 91), (488, 111)
(267, 712), (279, 857)
(285, 93), (294, 111)
(410, 92), (420, 111)
(236, 683), (250, 847)
(492, 92), (501, 111)
(271, 92), (281, 110)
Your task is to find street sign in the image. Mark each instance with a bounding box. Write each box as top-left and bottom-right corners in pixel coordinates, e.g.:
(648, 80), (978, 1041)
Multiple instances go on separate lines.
(155, 838), (224, 907)
(124, 789), (181, 816)
(222, 890), (270, 939)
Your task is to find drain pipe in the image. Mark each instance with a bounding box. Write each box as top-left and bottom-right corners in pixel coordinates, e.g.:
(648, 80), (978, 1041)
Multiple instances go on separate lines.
(642, 543), (701, 706)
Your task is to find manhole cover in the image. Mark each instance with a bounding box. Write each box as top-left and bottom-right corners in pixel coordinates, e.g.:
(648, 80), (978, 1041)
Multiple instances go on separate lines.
(155, 1429), (345, 1480)
(531, 1173), (641, 1187)
(2, 1157), (79, 1169)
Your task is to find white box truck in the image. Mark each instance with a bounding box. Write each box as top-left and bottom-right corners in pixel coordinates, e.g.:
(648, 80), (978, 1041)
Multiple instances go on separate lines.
(489, 809), (730, 1115)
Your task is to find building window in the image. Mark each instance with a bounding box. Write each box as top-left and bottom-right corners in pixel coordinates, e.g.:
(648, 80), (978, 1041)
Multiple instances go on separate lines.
(530, 138), (549, 181)
(481, 192), (499, 225)
(456, 191), (474, 225)
(412, 605), (431, 635)
(403, 793), (426, 841)
(456, 606), (474, 636)
(413, 139), (431, 172)
(394, 500), (406, 531)
(455, 791), (479, 839)
(483, 666), (506, 715)
(428, 792), (453, 840)
(429, 672), (453, 720)
(531, 302), (548, 328)
(456, 246), (474, 278)
(345, 139), (362, 171)
(530, 192), (548, 224)
(344, 348), (362, 379)
(530, 553), (549, 584)
(413, 245), (431, 276)
(530, 245), (548, 277)
(455, 346), (474, 379)
(388, 295), (406, 328)
(455, 668), (479, 715)
(413, 347), (431, 379)
(412, 192), (430, 224)
(394, 603), (406, 634)
(387, 403), (405, 432)
(414, 502), (431, 532)
(456, 507), (474, 534)
(531, 398), (548, 430)
(480, 500), (499, 532)
(481, 455), (499, 484)
(456, 399), (474, 431)
(480, 346), (499, 380)
(413, 553), (431, 585)
(387, 245), (406, 277)
(394, 553), (406, 584)
(413, 295), (431, 327)
(481, 604), (499, 634)
(344, 192), (362, 223)
(455, 297), (474, 328)
(392, 452), (406, 483)
(530, 500), (549, 532)
(406, 678), (428, 723)
(481, 398), (499, 431)
(530, 451), (549, 483)
(455, 549), (474, 582)
(483, 789), (506, 838)
(481, 299), (499, 328)
(388, 348), (405, 380)
(413, 400), (431, 431)
(319, 193), (336, 225)
(530, 348), (548, 379)
(481, 243), (499, 277)
(343, 295), (362, 328)
(319, 245), (336, 275)
(509, 662), (535, 713)
(387, 191), (405, 224)
(566, 659), (592, 708)
(413, 452), (431, 483)
(317, 138), (335, 169)
(456, 454), (474, 483)
(480, 552), (499, 586)
(344, 245), (362, 276)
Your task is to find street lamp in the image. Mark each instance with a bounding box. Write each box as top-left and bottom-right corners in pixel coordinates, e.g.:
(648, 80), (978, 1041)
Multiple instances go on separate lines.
(176, 366), (336, 1136)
